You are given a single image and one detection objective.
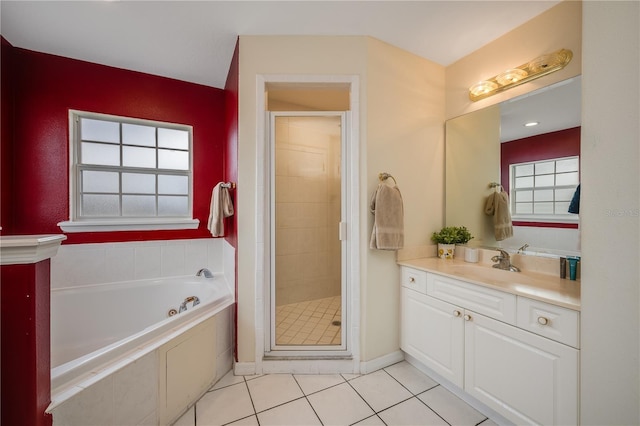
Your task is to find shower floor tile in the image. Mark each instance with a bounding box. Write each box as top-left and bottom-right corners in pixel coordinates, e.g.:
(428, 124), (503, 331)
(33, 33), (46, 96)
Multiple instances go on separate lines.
(275, 296), (341, 346)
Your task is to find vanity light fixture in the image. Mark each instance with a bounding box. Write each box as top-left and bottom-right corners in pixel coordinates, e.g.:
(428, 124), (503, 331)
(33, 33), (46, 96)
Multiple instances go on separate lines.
(469, 49), (573, 102)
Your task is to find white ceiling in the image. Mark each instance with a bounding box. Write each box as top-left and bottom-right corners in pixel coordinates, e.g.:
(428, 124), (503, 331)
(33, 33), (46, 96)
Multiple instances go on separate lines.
(500, 75), (581, 142)
(1, 1), (560, 89)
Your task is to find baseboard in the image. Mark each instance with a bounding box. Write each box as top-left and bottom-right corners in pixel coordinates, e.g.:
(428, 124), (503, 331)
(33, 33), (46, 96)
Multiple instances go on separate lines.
(359, 350), (405, 374)
(233, 362), (256, 376)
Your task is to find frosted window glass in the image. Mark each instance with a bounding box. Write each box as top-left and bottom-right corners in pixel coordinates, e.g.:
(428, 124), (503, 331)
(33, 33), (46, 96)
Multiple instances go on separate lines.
(556, 158), (579, 173)
(123, 146), (156, 168)
(535, 161), (555, 175)
(82, 194), (119, 216)
(555, 188), (575, 201)
(534, 189), (554, 202)
(158, 149), (189, 170)
(122, 195), (156, 216)
(122, 173), (156, 194)
(81, 118), (119, 143)
(515, 164), (534, 177)
(158, 128), (189, 150)
(556, 172), (579, 186)
(81, 142), (120, 166)
(556, 201), (571, 213)
(534, 202), (554, 214)
(82, 171), (119, 193)
(515, 190), (533, 202)
(123, 123), (156, 147)
(535, 175), (555, 187)
(158, 196), (188, 216)
(515, 203), (533, 214)
(158, 175), (188, 194)
(515, 176), (533, 188)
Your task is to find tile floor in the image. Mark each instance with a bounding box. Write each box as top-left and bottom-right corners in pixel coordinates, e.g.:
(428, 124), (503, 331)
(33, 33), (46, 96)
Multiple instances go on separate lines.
(275, 296), (342, 346)
(173, 361), (498, 426)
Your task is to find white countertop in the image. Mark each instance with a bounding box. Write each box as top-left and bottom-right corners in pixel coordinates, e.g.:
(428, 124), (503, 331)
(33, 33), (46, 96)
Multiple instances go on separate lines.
(398, 257), (581, 311)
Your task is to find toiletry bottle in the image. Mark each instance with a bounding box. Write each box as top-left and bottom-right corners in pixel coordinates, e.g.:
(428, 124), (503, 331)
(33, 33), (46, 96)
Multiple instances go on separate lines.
(560, 257), (567, 279)
(567, 257), (580, 280)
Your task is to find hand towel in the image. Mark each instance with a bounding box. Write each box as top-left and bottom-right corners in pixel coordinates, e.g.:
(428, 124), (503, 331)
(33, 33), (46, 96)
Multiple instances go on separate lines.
(568, 184), (580, 214)
(369, 183), (404, 250)
(207, 183), (234, 237)
(484, 190), (513, 241)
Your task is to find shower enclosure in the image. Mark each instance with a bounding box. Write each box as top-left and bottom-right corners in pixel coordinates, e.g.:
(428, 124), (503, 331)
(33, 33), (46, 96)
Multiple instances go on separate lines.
(269, 112), (346, 352)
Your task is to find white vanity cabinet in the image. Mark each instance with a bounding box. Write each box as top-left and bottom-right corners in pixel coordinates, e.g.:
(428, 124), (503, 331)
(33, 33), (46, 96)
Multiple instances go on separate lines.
(400, 266), (580, 426)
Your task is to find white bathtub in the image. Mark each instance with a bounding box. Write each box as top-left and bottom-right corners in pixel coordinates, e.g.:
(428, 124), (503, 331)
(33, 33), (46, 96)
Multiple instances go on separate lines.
(48, 273), (235, 424)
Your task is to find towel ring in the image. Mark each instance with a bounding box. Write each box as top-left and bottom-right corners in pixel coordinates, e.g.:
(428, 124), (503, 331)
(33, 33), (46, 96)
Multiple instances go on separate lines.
(379, 172), (397, 185)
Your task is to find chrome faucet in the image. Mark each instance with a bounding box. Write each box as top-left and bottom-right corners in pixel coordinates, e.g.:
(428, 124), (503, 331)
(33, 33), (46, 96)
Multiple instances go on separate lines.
(491, 249), (520, 272)
(178, 296), (200, 313)
(517, 244), (529, 254)
(196, 268), (213, 278)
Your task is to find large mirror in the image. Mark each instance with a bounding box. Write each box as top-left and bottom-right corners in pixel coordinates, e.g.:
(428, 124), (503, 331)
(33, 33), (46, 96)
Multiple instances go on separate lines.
(445, 76), (581, 257)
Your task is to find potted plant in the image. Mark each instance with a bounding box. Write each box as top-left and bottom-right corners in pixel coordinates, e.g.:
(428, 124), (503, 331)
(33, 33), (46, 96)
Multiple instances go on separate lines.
(431, 226), (473, 259)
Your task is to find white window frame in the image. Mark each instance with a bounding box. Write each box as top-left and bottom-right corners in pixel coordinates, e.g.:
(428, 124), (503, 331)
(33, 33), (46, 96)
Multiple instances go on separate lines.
(58, 110), (199, 233)
(509, 155), (579, 224)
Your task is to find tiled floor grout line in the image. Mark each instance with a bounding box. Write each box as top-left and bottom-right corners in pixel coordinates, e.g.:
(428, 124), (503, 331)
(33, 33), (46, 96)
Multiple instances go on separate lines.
(292, 374), (326, 426)
(188, 365), (492, 426)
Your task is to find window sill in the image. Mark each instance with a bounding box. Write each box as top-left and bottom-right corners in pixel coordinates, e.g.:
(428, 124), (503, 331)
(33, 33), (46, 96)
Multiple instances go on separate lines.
(57, 219), (200, 233)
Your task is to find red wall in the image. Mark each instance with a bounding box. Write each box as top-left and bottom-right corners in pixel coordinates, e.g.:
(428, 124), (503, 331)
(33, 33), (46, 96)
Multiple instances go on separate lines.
(223, 40), (239, 250)
(1, 37), (15, 233)
(5, 46), (226, 244)
(501, 126), (581, 228)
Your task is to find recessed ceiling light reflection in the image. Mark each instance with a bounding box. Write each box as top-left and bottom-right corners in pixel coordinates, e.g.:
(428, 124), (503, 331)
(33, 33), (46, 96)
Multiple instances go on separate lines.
(524, 121), (539, 127)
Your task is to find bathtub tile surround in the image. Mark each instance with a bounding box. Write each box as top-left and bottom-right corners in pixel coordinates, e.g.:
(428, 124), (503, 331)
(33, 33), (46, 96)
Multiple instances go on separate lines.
(174, 361), (496, 426)
(51, 238), (225, 289)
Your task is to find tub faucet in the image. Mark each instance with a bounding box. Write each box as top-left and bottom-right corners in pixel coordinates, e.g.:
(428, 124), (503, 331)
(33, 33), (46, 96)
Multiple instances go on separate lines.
(517, 244), (529, 254)
(196, 268), (213, 278)
(491, 249), (520, 272)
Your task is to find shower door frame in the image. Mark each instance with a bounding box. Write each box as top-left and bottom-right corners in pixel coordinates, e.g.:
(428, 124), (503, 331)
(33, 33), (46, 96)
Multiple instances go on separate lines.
(267, 111), (348, 356)
(256, 74), (360, 368)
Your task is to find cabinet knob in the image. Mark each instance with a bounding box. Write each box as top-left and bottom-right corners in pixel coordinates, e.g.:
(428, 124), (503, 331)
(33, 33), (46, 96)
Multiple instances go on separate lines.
(537, 316), (549, 325)
(464, 314), (472, 321)
(453, 310), (461, 317)
(409, 277), (415, 283)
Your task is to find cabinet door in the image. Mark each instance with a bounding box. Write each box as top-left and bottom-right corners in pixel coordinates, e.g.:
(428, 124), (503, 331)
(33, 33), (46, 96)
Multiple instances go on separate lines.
(401, 287), (464, 387)
(464, 312), (579, 425)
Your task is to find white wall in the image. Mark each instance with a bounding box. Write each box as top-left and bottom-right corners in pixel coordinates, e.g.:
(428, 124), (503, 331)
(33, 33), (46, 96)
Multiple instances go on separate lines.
(363, 38), (445, 362)
(580, 2), (639, 424)
(446, 1), (582, 119)
(236, 35), (445, 367)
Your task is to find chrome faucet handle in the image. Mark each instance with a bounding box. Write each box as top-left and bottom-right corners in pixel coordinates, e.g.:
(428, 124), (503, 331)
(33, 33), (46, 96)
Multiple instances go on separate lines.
(497, 249), (510, 259)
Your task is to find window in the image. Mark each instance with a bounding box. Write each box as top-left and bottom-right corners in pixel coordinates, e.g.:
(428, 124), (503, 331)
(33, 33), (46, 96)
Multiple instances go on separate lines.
(58, 111), (199, 232)
(510, 156), (579, 223)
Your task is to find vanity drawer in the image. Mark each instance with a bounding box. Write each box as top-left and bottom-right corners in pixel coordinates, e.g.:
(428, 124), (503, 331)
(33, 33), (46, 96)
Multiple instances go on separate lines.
(517, 297), (580, 348)
(427, 273), (516, 324)
(401, 267), (427, 294)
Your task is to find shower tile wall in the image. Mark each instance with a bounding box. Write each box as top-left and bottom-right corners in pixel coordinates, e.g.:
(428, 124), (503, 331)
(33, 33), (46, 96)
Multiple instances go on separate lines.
(275, 116), (341, 306)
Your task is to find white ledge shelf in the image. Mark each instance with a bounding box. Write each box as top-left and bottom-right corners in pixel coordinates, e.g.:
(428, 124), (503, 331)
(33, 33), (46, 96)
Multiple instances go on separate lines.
(0, 234), (67, 265)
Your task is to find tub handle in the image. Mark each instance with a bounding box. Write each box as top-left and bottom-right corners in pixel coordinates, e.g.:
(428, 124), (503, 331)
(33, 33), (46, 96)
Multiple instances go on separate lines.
(178, 296), (201, 313)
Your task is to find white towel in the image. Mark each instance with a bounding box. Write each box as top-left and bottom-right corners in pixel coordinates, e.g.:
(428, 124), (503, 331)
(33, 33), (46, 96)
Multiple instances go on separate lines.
(207, 183), (234, 237)
(369, 183), (404, 250)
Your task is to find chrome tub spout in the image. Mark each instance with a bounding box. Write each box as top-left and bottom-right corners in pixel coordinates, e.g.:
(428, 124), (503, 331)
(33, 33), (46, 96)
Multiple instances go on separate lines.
(196, 268), (213, 278)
